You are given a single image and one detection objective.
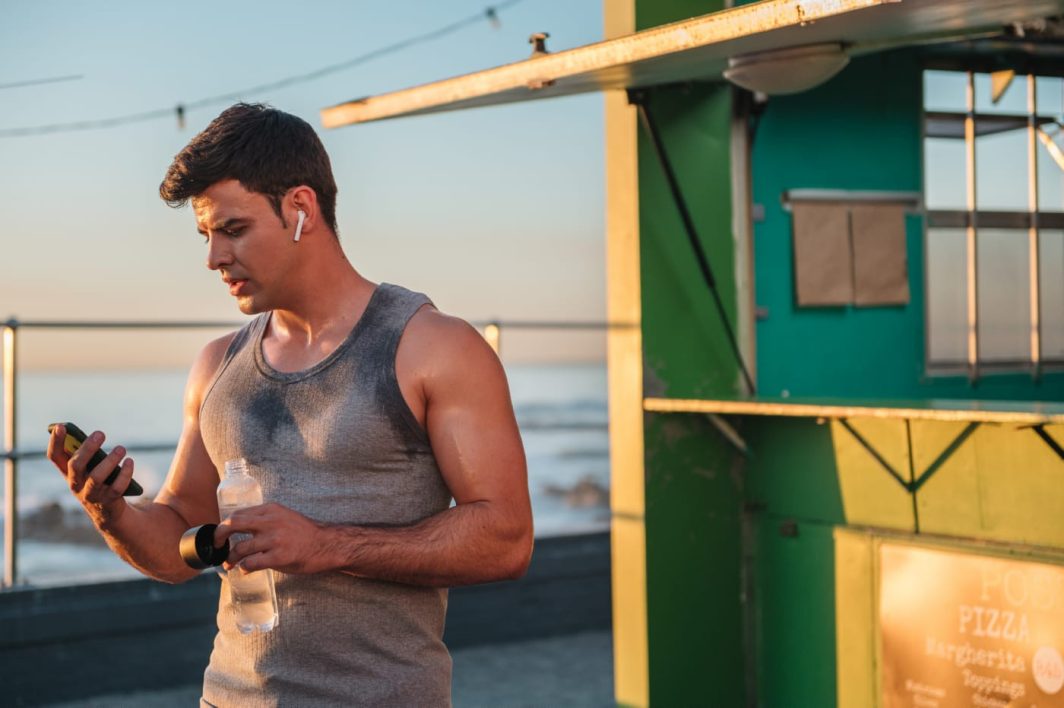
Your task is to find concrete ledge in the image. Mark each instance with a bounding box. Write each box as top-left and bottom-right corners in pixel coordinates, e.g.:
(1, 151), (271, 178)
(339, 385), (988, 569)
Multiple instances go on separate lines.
(0, 531), (610, 706)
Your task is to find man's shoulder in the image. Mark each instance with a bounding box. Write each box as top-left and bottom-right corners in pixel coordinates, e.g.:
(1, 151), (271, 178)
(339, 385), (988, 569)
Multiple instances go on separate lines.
(401, 307), (500, 379)
(187, 322), (256, 392)
(406, 306), (483, 352)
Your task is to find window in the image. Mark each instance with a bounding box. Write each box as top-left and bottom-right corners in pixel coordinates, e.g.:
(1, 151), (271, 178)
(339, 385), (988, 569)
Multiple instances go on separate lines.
(923, 70), (1064, 378)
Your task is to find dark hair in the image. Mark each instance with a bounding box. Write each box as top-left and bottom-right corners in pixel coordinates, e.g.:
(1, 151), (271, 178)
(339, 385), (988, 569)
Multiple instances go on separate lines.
(159, 103), (339, 234)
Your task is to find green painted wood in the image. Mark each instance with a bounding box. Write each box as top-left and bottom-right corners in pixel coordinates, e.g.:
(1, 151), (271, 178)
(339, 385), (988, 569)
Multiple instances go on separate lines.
(636, 0), (723, 29)
(750, 49), (1064, 401)
(754, 517), (839, 708)
(639, 84), (741, 400)
(744, 418), (845, 707)
(744, 416), (846, 525)
(644, 412), (746, 706)
(634, 1), (745, 700)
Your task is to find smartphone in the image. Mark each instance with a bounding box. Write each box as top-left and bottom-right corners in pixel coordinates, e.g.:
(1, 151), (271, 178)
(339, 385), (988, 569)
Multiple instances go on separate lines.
(47, 422), (144, 497)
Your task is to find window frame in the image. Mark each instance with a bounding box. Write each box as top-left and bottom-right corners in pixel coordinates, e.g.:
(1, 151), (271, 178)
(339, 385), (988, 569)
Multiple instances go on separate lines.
(922, 68), (1064, 381)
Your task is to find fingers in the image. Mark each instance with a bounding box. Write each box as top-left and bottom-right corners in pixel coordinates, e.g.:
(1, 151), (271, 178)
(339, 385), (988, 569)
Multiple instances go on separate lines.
(214, 506), (269, 546)
(214, 517), (252, 550)
(224, 535), (268, 570)
(47, 424), (71, 471)
(220, 522), (279, 570)
(65, 430), (105, 492)
(234, 552), (271, 573)
(218, 507), (290, 571)
(214, 504), (312, 573)
(81, 444), (126, 496)
(105, 457), (135, 497)
(214, 518), (234, 547)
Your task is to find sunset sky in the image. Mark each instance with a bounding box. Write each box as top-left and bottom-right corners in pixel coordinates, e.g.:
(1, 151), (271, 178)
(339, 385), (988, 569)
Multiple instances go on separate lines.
(0, 0), (605, 369)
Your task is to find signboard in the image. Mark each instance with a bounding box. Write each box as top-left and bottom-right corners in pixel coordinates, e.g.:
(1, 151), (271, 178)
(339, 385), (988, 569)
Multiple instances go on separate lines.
(880, 543), (1064, 708)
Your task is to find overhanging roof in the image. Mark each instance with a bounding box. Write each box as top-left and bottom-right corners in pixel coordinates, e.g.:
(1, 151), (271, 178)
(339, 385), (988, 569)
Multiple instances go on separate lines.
(321, 0), (1064, 128)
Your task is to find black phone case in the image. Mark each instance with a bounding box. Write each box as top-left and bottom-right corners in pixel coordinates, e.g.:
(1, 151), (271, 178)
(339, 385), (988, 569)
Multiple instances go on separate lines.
(48, 422), (144, 497)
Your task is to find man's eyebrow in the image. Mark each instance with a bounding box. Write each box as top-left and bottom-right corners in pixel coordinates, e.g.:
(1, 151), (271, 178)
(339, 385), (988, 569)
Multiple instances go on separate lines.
(196, 217), (249, 235)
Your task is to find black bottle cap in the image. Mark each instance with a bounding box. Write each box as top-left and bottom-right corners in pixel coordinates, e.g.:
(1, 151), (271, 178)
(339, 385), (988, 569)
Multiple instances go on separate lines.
(179, 523), (230, 569)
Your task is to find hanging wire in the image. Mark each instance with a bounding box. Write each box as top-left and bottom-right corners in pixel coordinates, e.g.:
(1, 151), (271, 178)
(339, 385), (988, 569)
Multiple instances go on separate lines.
(0, 1), (523, 138)
(0, 74), (84, 91)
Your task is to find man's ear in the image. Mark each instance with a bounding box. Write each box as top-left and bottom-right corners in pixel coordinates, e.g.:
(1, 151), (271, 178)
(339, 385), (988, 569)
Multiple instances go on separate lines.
(287, 185), (319, 235)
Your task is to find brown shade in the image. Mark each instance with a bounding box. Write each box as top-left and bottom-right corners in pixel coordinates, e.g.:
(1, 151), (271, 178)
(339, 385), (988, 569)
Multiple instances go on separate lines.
(852, 203), (911, 306)
(792, 201), (853, 306)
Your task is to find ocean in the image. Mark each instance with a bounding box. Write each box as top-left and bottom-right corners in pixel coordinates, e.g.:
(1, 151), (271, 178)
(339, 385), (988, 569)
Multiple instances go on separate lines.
(1, 363), (609, 587)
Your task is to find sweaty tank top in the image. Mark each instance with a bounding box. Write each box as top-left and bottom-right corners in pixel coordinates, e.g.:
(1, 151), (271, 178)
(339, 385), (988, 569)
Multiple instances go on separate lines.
(198, 283), (453, 707)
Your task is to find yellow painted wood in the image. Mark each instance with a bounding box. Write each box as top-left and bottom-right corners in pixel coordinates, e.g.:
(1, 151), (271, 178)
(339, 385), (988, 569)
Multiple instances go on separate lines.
(908, 421), (982, 536)
(830, 419), (916, 530)
(844, 418), (911, 482)
(605, 3), (648, 704)
(321, 0), (892, 126)
(611, 516), (649, 708)
(917, 422), (1064, 547)
(319, 0), (1064, 126)
(834, 528), (878, 708)
(605, 70), (645, 519)
(604, 97), (644, 523)
(643, 396), (1064, 424)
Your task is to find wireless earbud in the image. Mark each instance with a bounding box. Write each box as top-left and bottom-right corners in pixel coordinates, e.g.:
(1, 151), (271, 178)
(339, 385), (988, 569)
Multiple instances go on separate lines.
(293, 210), (306, 242)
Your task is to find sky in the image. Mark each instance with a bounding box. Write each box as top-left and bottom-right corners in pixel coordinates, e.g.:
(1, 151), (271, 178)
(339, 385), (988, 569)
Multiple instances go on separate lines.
(0, 0), (606, 369)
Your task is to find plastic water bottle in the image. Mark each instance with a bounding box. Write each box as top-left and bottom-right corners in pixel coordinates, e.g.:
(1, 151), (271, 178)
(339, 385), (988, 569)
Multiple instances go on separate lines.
(217, 458), (279, 634)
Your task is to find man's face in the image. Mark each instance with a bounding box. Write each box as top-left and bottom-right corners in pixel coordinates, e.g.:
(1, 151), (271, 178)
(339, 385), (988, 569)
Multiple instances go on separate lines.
(193, 180), (295, 315)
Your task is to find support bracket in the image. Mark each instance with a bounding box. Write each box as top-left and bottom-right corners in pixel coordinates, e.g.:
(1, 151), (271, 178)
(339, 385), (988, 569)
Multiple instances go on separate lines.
(706, 413), (750, 457)
(837, 418), (981, 494)
(1029, 424), (1064, 460)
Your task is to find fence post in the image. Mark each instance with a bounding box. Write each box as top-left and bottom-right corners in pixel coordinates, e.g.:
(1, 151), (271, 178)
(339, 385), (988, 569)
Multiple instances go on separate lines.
(3, 318), (18, 588)
(483, 321), (502, 356)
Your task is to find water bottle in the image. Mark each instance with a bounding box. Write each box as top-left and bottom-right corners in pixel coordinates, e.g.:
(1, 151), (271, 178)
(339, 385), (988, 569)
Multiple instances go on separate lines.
(217, 458), (279, 634)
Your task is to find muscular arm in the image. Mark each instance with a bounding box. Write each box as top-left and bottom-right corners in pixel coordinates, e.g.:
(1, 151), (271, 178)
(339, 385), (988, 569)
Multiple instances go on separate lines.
(220, 313), (534, 587)
(47, 335), (232, 584)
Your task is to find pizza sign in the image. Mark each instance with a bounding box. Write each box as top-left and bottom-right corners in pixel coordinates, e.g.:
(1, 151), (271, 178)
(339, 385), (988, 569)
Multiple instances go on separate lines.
(879, 543), (1064, 708)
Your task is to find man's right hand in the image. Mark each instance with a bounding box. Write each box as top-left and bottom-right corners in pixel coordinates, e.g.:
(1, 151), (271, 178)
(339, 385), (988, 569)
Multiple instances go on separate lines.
(47, 424), (135, 530)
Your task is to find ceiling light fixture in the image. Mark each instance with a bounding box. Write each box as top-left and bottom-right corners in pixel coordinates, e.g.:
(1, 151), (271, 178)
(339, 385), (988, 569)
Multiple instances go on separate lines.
(723, 43), (850, 95)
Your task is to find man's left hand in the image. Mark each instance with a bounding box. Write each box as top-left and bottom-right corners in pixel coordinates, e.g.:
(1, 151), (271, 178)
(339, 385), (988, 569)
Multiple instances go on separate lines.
(215, 503), (328, 574)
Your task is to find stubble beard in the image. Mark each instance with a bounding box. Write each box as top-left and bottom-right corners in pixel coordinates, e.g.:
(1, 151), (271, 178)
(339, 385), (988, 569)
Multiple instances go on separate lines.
(235, 293), (264, 316)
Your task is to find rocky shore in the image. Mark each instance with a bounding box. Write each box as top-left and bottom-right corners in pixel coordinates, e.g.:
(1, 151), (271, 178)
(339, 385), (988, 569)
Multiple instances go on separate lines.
(18, 502), (107, 546)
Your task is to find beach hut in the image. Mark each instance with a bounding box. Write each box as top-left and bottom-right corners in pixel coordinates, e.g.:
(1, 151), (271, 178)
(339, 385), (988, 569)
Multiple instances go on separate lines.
(322, 1), (1064, 705)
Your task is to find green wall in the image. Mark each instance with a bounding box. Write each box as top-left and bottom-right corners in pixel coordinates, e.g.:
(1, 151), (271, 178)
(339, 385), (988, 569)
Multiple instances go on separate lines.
(638, 82), (747, 705)
(635, 2), (748, 704)
(751, 50), (1064, 401)
(744, 417), (845, 708)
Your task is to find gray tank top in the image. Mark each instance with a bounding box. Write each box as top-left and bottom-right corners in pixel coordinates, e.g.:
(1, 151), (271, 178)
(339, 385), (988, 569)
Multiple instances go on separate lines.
(198, 283), (453, 707)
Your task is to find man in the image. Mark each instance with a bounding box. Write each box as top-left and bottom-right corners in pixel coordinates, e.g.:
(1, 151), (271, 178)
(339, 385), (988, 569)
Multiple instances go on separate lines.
(47, 103), (533, 706)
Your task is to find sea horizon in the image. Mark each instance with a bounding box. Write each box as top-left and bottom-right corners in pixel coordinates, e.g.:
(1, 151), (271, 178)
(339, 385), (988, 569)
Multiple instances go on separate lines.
(1, 361), (612, 587)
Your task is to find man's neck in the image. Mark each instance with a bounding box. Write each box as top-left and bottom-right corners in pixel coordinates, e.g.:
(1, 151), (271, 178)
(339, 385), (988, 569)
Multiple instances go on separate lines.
(268, 258), (375, 348)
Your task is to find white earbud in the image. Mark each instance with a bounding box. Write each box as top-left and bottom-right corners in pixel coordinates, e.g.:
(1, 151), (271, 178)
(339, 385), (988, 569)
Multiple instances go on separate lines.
(293, 210), (306, 242)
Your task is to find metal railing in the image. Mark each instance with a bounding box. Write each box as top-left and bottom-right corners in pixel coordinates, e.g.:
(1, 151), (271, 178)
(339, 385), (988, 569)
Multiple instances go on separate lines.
(1, 316), (635, 589)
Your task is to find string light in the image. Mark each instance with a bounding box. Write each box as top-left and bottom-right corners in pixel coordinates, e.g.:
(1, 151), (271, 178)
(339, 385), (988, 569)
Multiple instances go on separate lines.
(0, 2), (523, 139)
(0, 74), (84, 91)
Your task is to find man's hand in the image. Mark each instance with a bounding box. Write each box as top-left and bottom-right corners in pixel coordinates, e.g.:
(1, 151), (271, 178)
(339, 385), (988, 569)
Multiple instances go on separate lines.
(46, 424), (135, 530)
(215, 503), (328, 575)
